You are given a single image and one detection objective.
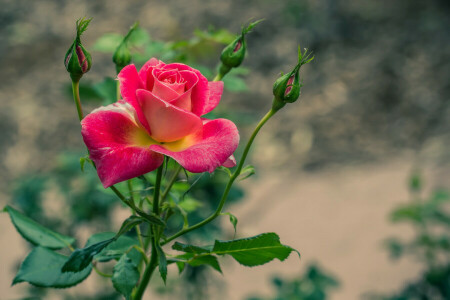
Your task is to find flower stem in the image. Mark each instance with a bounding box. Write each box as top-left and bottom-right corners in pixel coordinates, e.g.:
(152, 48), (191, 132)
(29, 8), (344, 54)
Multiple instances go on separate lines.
(160, 164), (183, 202)
(162, 108), (276, 245)
(213, 73), (223, 81)
(133, 234), (158, 300)
(133, 164), (164, 299)
(71, 80), (84, 121)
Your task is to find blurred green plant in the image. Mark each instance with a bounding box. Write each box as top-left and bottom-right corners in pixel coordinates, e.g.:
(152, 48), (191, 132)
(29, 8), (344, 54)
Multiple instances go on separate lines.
(246, 263), (339, 300)
(365, 172), (450, 300)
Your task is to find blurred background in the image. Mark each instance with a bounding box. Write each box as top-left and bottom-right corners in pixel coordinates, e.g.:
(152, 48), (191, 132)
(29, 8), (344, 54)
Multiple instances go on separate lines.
(0, 0), (449, 299)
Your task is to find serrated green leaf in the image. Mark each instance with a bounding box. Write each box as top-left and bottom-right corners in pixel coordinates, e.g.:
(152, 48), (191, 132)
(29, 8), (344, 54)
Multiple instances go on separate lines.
(172, 242), (212, 254)
(13, 247), (92, 288)
(238, 165), (255, 181)
(62, 238), (114, 272)
(156, 244), (167, 284)
(112, 254), (139, 299)
(3, 205), (75, 249)
(212, 233), (298, 267)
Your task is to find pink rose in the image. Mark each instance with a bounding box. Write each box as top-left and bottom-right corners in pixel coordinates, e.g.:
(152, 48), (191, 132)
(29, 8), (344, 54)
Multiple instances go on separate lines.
(81, 58), (239, 188)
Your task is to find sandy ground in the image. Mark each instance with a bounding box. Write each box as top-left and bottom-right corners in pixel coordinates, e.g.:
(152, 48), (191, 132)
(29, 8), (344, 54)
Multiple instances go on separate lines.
(1, 156), (438, 300)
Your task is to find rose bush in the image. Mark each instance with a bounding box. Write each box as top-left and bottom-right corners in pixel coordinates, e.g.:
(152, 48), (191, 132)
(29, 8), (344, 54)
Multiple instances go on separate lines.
(81, 58), (239, 188)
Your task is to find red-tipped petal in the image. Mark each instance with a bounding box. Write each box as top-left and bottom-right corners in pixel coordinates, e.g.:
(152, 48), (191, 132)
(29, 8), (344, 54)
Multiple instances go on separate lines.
(138, 58), (163, 90)
(149, 118), (239, 173)
(117, 65), (151, 134)
(203, 81), (224, 115)
(136, 89), (203, 143)
(81, 101), (163, 188)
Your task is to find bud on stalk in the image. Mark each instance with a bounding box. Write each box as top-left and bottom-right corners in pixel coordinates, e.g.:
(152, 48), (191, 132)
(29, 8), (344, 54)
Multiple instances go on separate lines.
(64, 18), (92, 82)
(113, 22), (139, 74)
(272, 46), (314, 111)
(218, 20), (263, 79)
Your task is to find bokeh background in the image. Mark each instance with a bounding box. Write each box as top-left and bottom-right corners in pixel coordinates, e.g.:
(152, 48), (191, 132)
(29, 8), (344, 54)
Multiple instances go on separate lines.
(0, 0), (449, 299)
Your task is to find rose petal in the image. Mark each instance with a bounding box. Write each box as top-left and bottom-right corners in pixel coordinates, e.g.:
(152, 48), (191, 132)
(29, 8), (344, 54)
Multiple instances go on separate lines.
(152, 70), (182, 101)
(118, 64), (151, 134)
(202, 81), (224, 115)
(222, 155), (236, 168)
(81, 101), (164, 188)
(162, 63), (209, 116)
(149, 118), (239, 173)
(138, 58), (163, 90)
(168, 71), (199, 111)
(136, 89), (203, 143)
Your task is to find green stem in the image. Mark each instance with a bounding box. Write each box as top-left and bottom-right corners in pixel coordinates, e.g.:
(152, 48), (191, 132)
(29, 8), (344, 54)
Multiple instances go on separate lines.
(134, 164), (164, 299)
(71, 80), (83, 121)
(213, 73), (223, 81)
(116, 80), (121, 101)
(162, 108), (276, 246)
(160, 164), (183, 202)
(133, 234), (158, 300)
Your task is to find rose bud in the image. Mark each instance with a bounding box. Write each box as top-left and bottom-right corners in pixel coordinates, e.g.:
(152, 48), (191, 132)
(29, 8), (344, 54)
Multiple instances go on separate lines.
(272, 46), (314, 111)
(64, 18), (92, 82)
(113, 42), (132, 74)
(218, 20), (263, 77)
(113, 22), (139, 74)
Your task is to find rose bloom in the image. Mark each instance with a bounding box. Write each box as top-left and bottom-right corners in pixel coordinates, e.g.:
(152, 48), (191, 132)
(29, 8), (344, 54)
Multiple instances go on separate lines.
(81, 58), (239, 188)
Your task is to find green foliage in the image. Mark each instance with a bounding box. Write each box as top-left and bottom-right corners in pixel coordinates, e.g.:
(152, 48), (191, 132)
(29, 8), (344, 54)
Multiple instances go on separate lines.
(85, 232), (140, 262)
(62, 238), (114, 273)
(112, 254), (140, 299)
(212, 233), (298, 267)
(13, 247), (92, 288)
(63, 219), (143, 273)
(247, 264), (339, 300)
(157, 244), (168, 284)
(171, 233), (298, 270)
(3, 205), (75, 250)
(368, 173), (450, 299)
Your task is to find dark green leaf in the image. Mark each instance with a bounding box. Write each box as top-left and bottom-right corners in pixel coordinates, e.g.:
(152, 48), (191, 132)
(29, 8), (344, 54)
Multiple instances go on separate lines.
(156, 244), (167, 284)
(187, 255), (222, 273)
(13, 247), (92, 288)
(212, 233), (298, 267)
(3, 205), (75, 249)
(62, 238), (114, 272)
(116, 216), (145, 237)
(175, 261), (186, 274)
(134, 207), (165, 226)
(112, 254), (139, 299)
(172, 242), (212, 254)
(83, 232), (140, 262)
